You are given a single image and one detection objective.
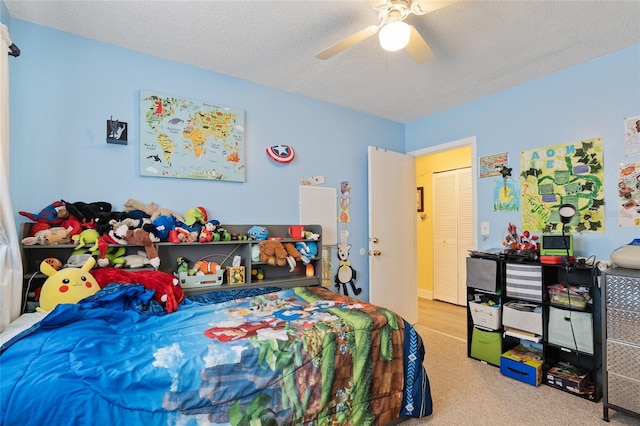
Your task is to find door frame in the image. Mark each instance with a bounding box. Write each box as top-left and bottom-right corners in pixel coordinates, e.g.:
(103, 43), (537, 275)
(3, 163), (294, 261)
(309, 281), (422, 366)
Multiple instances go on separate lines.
(408, 136), (477, 299)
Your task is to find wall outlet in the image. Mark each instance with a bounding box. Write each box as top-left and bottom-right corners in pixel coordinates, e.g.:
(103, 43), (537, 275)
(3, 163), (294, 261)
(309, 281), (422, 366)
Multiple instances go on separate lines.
(481, 222), (490, 236)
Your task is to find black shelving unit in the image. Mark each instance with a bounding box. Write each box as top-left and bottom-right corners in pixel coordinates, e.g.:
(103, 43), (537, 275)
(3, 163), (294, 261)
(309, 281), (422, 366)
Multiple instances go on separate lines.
(466, 253), (602, 401)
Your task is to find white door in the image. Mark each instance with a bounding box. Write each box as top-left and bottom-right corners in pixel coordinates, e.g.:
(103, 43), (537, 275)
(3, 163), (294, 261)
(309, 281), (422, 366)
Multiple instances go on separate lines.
(433, 167), (472, 305)
(368, 146), (417, 324)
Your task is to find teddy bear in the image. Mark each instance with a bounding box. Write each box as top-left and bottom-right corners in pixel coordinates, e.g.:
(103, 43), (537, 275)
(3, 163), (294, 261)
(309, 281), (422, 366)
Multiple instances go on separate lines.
(258, 240), (289, 267)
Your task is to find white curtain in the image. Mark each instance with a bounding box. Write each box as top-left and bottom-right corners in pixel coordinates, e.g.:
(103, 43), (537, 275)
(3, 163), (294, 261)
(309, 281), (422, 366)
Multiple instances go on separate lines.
(0, 24), (23, 332)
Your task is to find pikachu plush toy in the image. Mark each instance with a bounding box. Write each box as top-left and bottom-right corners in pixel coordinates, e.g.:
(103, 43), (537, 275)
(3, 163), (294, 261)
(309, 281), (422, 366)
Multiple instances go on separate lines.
(37, 256), (100, 312)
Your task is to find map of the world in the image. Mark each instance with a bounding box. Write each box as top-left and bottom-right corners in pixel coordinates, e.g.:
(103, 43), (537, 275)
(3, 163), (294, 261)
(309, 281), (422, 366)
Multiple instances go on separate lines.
(139, 91), (245, 182)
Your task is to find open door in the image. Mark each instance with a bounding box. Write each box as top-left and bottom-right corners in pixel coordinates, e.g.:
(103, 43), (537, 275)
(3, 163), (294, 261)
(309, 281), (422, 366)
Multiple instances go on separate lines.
(368, 146), (417, 324)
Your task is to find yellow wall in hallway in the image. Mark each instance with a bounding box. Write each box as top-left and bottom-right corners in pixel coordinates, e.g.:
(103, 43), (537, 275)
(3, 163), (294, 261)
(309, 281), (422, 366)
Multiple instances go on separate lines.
(416, 145), (472, 296)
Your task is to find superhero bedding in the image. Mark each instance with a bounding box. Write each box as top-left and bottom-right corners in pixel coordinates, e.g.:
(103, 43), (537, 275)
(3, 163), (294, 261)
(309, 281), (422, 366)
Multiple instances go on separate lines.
(0, 285), (432, 425)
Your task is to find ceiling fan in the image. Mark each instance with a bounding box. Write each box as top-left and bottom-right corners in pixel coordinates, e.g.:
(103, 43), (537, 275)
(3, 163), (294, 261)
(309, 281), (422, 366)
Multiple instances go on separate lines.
(315, 0), (455, 64)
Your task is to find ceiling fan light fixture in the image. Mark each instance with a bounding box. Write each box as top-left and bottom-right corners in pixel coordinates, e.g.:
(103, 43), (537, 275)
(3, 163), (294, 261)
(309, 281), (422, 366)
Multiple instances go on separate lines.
(378, 21), (411, 52)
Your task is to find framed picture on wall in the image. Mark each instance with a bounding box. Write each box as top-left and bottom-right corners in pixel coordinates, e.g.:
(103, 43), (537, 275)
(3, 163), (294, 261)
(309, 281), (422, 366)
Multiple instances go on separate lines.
(417, 187), (424, 212)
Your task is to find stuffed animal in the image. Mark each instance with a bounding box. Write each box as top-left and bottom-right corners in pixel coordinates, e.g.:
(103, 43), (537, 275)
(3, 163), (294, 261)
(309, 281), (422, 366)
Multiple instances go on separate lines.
(152, 215), (180, 240)
(72, 229), (100, 249)
(22, 227), (71, 245)
(198, 220), (220, 243)
(184, 207), (208, 227)
(123, 198), (185, 223)
(282, 242), (302, 271)
(37, 256), (100, 312)
(190, 260), (221, 276)
(96, 223), (129, 267)
(122, 251), (152, 268)
(19, 201), (69, 227)
(295, 241), (318, 264)
(123, 228), (160, 269)
(91, 268), (184, 313)
(258, 239), (298, 270)
(62, 200), (116, 230)
(247, 226), (269, 241)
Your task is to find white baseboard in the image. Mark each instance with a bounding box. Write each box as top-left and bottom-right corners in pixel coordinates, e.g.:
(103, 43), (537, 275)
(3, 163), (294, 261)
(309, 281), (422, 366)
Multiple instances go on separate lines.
(418, 288), (432, 300)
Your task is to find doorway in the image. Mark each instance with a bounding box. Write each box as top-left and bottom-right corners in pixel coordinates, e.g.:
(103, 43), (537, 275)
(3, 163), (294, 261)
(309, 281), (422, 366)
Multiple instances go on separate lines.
(410, 137), (476, 328)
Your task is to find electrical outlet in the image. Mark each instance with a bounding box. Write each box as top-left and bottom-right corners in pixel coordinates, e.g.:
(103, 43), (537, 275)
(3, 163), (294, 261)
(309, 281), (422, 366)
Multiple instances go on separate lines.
(481, 222), (490, 236)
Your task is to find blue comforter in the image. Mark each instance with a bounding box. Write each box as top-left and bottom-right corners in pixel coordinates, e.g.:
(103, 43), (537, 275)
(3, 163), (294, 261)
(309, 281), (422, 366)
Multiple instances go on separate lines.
(1, 284), (432, 425)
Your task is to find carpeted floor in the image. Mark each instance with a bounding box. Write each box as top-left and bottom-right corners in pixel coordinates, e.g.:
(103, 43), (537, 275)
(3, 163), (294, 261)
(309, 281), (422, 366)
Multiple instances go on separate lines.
(400, 325), (640, 425)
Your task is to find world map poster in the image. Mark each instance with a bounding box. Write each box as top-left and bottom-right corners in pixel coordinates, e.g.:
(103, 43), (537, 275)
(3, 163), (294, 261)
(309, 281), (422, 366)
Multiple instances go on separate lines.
(520, 138), (605, 233)
(139, 91), (245, 182)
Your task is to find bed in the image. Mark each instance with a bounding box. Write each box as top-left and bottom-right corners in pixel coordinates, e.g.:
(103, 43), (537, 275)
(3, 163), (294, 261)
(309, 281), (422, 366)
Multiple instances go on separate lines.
(0, 284), (432, 425)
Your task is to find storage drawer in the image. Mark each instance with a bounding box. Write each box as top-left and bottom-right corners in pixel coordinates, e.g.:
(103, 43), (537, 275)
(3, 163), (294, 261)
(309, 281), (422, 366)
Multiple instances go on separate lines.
(469, 301), (501, 330)
(548, 307), (593, 354)
(606, 275), (640, 312)
(607, 308), (640, 346)
(466, 257), (498, 292)
(470, 327), (502, 366)
(502, 301), (542, 335)
(500, 345), (543, 386)
(607, 340), (640, 381)
(608, 372), (640, 414)
(505, 263), (541, 302)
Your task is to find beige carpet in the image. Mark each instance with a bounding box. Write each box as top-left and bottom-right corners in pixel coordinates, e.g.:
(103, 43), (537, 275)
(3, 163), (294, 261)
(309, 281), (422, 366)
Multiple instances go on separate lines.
(400, 325), (640, 425)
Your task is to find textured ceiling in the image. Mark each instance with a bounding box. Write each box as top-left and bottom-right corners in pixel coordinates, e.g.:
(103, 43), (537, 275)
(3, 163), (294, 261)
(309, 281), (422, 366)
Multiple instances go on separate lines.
(5, 0), (640, 123)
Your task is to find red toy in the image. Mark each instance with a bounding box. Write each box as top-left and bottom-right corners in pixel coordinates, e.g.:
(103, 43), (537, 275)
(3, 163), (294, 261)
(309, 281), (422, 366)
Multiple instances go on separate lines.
(91, 268), (184, 313)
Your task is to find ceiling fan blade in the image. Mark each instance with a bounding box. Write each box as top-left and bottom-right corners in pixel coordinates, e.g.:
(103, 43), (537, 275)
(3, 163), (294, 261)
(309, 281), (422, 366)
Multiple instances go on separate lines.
(405, 25), (434, 64)
(315, 25), (379, 60)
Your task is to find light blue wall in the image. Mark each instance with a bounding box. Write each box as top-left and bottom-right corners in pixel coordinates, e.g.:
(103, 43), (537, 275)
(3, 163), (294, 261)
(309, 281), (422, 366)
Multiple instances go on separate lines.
(8, 19), (406, 301)
(406, 44), (640, 260)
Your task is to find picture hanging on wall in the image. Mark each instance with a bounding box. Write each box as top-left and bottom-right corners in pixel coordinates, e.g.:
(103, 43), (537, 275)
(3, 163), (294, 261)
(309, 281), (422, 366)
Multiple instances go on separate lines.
(479, 152), (508, 178)
(624, 115), (640, 156)
(520, 138), (605, 233)
(139, 90), (245, 182)
(493, 178), (519, 212)
(618, 162), (640, 227)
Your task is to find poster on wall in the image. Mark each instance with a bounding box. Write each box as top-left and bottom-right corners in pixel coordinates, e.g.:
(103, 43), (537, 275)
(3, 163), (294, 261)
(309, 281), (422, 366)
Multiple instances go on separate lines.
(624, 115), (640, 157)
(493, 178), (519, 212)
(139, 90), (245, 182)
(520, 138), (605, 233)
(479, 152), (508, 178)
(618, 162), (640, 226)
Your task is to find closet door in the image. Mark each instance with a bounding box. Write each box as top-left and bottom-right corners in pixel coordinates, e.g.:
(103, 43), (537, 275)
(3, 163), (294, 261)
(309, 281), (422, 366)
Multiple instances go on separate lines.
(433, 167), (472, 305)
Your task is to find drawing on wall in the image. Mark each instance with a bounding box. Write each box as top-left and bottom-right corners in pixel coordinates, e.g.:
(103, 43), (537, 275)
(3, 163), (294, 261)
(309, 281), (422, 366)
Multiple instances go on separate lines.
(493, 178), (519, 212)
(479, 152), (509, 178)
(139, 90), (245, 182)
(520, 138), (605, 233)
(618, 162), (640, 227)
(624, 115), (640, 157)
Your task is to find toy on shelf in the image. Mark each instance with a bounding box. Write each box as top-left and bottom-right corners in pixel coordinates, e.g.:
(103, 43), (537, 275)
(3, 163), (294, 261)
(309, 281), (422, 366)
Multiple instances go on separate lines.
(502, 222), (540, 261)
